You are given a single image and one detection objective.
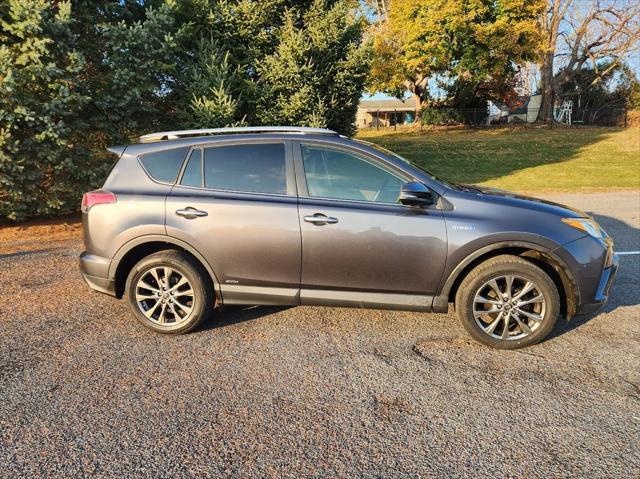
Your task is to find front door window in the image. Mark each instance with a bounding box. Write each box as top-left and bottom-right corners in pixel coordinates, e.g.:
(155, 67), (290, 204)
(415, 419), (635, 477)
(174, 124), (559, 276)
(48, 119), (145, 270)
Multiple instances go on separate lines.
(300, 144), (404, 204)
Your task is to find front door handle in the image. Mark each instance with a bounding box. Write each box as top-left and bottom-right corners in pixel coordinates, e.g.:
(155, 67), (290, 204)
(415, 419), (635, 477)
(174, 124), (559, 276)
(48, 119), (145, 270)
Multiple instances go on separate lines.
(176, 207), (208, 219)
(304, 214), (338, 225)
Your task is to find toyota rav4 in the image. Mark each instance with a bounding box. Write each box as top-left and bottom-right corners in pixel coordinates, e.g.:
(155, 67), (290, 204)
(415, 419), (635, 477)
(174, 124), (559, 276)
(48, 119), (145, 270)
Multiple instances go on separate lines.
(80, 127), (618, 349)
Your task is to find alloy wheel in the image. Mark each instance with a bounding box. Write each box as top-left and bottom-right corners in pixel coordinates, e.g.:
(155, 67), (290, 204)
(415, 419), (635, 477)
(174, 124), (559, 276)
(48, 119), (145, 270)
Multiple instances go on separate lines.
(472, 274), (547, 341)
(135, 266), (194, 326)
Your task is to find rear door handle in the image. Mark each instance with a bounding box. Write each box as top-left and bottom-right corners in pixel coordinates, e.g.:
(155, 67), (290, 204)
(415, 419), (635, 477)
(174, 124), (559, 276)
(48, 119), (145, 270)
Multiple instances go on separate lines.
(176, 207), (208, 219)
(304, 214), (338, 225)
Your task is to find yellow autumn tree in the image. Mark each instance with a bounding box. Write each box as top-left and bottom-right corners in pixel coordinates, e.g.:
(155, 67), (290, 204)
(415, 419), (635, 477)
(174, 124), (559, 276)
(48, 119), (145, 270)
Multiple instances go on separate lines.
(369, 0), (544, 108)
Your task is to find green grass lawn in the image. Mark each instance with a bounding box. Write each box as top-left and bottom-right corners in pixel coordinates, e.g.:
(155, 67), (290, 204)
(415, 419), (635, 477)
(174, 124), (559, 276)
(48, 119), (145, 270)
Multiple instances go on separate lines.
(356, 126), (640, 193)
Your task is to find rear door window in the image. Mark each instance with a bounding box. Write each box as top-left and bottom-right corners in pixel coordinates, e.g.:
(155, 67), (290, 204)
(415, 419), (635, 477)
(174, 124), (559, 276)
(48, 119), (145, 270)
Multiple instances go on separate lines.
(139, 147), (189, 183)
(203, 143), (287, 195)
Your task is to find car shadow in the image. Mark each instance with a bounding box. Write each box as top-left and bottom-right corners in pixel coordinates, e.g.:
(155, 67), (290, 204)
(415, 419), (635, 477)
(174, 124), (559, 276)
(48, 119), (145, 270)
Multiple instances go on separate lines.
(548, 212), (639, 340)
(199, 305), (292, 331)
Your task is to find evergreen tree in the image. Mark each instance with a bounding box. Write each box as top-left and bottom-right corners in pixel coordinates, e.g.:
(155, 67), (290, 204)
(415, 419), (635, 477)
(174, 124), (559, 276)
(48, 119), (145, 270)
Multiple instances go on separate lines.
(73, 0), (183, 143)
(257, 0), (370, 134)
(180, 37), (247, 128)
(0, 0), (87, 220)
(0, 0), (182, 220)
(177, 0), (370, 134)
(0, 0), (372, 220)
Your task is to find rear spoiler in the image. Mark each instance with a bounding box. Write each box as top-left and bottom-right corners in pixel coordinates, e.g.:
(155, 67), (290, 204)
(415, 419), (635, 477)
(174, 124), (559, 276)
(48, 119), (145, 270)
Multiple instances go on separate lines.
(106, 145), (127, 158)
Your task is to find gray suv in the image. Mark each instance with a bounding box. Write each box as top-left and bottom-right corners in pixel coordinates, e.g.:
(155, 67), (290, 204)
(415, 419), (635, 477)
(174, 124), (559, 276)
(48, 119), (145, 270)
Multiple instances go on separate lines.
(80, 127), (618, 349)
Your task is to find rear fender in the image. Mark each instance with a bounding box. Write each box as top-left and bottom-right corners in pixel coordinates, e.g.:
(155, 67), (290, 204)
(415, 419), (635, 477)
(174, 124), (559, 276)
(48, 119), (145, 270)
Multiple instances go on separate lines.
(108, 235), (223, 299)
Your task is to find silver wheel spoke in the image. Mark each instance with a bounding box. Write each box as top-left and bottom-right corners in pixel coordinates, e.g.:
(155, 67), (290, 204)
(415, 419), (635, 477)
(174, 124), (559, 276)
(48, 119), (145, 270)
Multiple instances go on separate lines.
(517, 294), (544, 307)
(513, 313), (532, 334)
(136, 292), (157, 301)
(475, 295), (502, 305)
(515, 308), (543, 322)
(164, 267), (173, 287)
(173, 299), (193, 315)
(512, 281), (535, 301)
(168, 302), (182, 320)
(140, 279), (161, 293)
(501, 315), (511, 339)
(144, 300), (162, 318)
(474, 307), (501, 317)
(149, 268), (163, 289)
(505, 275), (514, 299)
(487, 279), (503, 299)
(158, 302), (168, 324)
(485, 311), (504, 335)
(168, 276), (189, 292)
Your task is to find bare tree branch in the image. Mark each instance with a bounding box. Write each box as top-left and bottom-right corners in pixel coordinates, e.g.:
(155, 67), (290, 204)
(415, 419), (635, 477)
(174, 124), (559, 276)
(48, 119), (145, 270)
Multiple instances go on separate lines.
(538, 0), (640, 121)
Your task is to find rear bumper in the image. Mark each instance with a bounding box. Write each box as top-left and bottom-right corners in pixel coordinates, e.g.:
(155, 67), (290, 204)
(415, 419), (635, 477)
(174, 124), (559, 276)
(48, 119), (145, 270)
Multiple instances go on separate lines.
(576, 253), (619, 315)
(79, 251), (116, 296)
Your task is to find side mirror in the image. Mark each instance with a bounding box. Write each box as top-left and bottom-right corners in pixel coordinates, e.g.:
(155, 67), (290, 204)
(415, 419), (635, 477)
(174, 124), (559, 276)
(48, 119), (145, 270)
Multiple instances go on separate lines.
(399, 182), (434, 207)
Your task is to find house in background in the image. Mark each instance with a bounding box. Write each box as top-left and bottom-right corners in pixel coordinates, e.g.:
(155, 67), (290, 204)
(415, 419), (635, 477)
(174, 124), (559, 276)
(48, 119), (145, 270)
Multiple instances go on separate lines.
(487, 94), (541, 124)
(356, 98), (418, 128)
(357, 94), (543, 127)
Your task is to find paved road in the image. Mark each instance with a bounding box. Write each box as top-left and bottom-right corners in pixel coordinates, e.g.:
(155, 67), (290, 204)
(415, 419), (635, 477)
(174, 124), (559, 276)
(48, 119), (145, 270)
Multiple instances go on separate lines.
(1, 192), (638, 478)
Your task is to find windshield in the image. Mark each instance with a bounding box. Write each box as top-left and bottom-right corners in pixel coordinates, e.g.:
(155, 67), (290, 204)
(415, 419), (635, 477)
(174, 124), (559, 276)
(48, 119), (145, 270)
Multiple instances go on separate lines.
(353, 139), (458, 190)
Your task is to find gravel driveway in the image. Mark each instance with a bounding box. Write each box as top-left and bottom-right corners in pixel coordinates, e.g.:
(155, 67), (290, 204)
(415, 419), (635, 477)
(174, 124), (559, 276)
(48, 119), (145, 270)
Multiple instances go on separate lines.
(1, 191), (638, 478)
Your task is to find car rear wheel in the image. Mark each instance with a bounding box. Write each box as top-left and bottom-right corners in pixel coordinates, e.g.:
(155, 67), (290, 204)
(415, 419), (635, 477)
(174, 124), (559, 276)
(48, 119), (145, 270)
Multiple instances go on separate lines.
(125, 250), (214, 334)
(455, 255), (559, 349)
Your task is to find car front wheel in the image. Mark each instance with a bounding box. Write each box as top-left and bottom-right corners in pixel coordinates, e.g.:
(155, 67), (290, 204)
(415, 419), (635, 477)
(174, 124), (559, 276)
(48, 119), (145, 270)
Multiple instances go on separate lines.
(455, 254), (559, 349)
(125, 250), (214, 334)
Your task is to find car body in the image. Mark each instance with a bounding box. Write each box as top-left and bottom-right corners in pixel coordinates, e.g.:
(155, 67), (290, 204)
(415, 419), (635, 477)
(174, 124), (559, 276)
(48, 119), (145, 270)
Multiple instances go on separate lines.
(80, 127), (618, 348)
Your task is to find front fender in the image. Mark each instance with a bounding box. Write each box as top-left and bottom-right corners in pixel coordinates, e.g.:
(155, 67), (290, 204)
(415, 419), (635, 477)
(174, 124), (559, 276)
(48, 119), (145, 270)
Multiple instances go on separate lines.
(437, 235), (580, 317)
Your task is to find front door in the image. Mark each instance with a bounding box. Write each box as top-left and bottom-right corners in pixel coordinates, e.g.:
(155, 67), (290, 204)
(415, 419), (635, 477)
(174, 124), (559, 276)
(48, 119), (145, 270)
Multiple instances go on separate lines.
(166, 140), (301, 305)
(294, 141), (447, 310)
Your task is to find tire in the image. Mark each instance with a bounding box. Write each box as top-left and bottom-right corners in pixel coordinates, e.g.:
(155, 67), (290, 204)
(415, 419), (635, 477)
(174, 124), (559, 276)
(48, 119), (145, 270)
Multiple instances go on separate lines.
(455, 254), (559, 349)
(125, 250), (214, 334)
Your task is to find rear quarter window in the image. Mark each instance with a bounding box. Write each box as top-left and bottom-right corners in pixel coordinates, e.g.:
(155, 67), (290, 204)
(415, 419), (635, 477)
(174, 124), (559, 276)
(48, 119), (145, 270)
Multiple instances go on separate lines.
(139, 147), (189, 183)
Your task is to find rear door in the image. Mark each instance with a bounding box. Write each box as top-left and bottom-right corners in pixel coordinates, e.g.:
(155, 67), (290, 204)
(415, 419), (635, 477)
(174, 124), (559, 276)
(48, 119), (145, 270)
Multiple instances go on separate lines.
(166, 140), (301, 305)
(294, 141), (447, 309)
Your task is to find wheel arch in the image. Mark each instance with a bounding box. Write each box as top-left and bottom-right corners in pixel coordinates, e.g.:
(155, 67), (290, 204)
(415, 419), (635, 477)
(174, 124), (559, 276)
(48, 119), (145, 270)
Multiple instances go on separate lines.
(109, 235), (222, 300)
(441, 241), (579, 319)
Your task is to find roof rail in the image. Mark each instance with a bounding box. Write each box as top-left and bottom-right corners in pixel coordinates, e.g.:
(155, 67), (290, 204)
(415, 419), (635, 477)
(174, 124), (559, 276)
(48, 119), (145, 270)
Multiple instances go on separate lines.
(139, 126), (338, 143)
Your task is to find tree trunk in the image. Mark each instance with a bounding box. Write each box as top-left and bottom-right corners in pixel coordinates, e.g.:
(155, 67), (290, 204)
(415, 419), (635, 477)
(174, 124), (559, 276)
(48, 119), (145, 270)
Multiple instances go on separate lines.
(409, 85), (425, 126)
(537, 0), (567, 124)
(538, 51), (555, 123)
(412, 93), (422, 111)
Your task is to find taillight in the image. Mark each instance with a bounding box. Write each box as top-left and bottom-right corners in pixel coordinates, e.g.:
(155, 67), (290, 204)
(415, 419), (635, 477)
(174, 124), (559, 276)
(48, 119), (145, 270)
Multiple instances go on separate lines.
(81, 190), (116, 213)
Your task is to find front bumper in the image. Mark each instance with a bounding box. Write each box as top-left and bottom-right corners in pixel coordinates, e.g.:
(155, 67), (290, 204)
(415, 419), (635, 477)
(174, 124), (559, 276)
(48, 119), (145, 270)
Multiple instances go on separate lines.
(79, 251), (116, 296)
(576, 252), (619, 315)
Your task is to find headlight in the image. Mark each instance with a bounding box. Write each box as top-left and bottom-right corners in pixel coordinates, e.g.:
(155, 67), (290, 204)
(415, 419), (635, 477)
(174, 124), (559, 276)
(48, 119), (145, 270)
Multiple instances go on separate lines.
(561, 217), (604, 239)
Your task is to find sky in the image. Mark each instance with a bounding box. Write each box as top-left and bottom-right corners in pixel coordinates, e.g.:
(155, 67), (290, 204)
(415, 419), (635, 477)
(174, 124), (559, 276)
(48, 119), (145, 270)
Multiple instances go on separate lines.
(363, 92), (403, 100)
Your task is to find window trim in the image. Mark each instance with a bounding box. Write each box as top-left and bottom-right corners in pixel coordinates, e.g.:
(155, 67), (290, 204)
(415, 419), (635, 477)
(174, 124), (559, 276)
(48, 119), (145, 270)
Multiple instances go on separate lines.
(293, 140), (416, 207)
(177, 147), (204, 188)
(175, 139), (296, 197)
